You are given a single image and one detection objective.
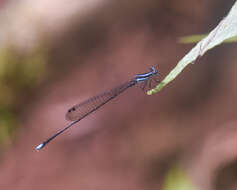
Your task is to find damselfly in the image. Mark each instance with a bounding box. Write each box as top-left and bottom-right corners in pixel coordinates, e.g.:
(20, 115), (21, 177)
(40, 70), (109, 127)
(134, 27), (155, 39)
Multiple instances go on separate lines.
(36, 66), (158, 151)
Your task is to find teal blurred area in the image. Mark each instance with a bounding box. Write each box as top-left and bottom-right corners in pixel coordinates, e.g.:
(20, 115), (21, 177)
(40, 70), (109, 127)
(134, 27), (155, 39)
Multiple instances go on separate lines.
(0, 47), (47, 149)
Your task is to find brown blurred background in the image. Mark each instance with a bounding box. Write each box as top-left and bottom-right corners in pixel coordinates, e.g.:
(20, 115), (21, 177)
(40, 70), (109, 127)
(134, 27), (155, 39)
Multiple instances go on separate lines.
(0, 0), (237, 190)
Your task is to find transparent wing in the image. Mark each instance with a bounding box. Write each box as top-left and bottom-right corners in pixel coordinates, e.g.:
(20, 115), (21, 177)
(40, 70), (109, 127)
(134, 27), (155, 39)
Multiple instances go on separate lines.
(65, 80), (136, 121)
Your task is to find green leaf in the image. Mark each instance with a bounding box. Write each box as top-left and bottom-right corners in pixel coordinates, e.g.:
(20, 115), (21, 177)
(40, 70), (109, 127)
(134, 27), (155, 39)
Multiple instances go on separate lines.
(147, 1), (237, 95)
(179, 34), (207, 44)
(163, 166), (197, 190)
(179, 34), (237, 44)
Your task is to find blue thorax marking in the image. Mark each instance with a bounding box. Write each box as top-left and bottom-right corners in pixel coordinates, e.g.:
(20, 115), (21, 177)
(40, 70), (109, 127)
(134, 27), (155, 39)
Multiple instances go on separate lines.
(134, 66), (158, 83)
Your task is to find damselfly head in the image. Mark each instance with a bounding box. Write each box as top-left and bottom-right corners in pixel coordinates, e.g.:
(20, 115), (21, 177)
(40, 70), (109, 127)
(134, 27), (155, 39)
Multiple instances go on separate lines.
(150, 66), (158, 76)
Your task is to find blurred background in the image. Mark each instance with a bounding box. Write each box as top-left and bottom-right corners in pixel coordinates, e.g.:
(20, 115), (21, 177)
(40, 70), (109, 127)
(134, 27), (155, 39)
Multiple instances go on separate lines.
(0, 0), (237, 189)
